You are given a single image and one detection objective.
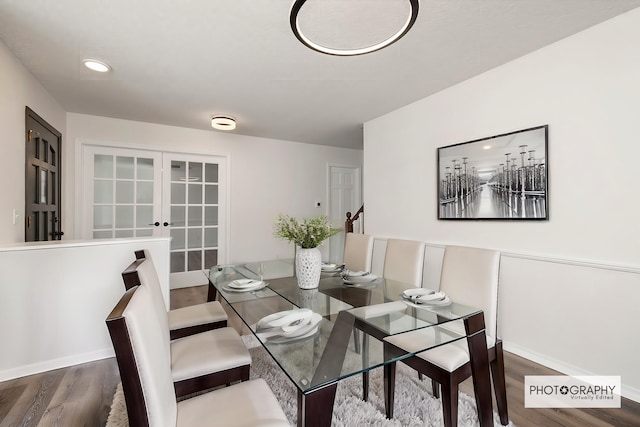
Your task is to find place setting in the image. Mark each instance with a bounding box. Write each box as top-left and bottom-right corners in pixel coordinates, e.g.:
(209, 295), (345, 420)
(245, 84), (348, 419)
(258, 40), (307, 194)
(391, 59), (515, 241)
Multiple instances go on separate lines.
(321, 262), (344, 274)
(221, 278), (268, 293)
(255, 308), (322, 344)
(340, 269), (378, 287)
(401, 288), (451, 308)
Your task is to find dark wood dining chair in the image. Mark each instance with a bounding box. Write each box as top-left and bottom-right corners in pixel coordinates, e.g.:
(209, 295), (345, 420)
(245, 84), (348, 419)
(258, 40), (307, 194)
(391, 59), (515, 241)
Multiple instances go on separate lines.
(122, 249), (227, 340)
(120, 251), (252, 398)
(383, 245), (509, 427)
(106, 285), (289, 427)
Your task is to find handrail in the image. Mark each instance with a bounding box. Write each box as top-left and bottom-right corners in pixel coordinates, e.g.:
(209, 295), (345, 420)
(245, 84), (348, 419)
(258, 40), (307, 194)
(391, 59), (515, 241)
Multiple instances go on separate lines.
(345, 204), (364, 233)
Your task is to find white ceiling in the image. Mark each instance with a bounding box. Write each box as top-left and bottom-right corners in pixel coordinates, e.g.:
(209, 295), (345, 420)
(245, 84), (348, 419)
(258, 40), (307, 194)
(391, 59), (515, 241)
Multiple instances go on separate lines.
(1, 0), (639, 149)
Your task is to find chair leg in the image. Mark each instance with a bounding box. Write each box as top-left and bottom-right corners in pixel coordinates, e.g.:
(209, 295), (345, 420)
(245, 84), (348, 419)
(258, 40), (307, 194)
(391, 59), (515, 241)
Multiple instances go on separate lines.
(440, 380), (459, 427)
(384, 362), (397, 419)
(432, 380), (440, 398)
(418, 372), (423, 381)
(353, 329), (361, 354)
(490, 341), (509, 425)
(241, 365), (250, 382)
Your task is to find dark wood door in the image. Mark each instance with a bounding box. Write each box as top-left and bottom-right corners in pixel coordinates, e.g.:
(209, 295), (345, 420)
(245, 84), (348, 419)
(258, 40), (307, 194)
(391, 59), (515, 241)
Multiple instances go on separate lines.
(25, 107), (63, 241)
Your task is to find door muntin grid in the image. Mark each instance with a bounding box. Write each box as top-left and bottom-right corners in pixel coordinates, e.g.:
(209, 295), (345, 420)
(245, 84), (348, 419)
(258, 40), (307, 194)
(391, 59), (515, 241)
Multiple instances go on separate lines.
(92, 154), (157, 239)
(169, 161), (220, 274)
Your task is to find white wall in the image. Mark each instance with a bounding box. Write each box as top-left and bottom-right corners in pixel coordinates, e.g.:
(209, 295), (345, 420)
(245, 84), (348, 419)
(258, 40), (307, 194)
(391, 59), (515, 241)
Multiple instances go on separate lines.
(66, 114), (363, 264)
(0, 238), (170, 381)
(0, 39), (67, 244)
(364, 10), (640, 401)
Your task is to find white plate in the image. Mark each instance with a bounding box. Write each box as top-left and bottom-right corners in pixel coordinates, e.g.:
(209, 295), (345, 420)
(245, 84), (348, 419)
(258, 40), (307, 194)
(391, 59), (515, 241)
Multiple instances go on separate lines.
(267, 325), (320, 344)
(402, 295), (452, 308)
(222, 281), (267, 293)
(321, 263), (344, 273)
(342, 273), (378, 285)
(228, 279), (263, 289)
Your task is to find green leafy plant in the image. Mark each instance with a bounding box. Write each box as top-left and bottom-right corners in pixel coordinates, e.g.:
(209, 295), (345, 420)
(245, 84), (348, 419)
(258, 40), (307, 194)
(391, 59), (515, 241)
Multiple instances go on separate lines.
(274, 214), (341, 249)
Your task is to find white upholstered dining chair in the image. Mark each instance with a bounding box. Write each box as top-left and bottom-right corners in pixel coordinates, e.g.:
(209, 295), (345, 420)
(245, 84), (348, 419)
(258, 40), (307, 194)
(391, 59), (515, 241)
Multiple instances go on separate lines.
(122, 250), (228, 340)
(357, 238), (426, 400)
(382, 238), (426, 288)
(383, 245), (508, 427)
(122, 251), (252, 398)
(106, 285), (289, 427)
(343, 233), (375, 272)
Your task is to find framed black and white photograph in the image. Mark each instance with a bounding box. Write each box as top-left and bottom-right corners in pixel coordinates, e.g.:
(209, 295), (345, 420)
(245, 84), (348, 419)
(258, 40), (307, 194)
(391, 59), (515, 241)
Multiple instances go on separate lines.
(438, 125), (548, 220)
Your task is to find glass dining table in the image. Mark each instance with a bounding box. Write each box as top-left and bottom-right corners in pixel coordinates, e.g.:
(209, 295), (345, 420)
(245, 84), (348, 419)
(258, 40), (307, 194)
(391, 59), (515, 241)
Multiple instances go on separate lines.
(208, 260), (495, 427)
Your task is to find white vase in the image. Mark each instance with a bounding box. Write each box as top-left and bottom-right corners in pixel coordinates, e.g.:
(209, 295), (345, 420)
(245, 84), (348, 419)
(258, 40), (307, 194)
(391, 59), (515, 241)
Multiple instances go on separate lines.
(297, 288), (318, 310)
(295, 247), (322, 289)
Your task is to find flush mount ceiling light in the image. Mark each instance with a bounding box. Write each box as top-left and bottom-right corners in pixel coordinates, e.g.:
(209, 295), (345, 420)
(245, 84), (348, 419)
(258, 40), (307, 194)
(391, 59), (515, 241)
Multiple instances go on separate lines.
(211, 116), (236, 131)
(290, 0), (419, 56)
(82, 59), (111, 72)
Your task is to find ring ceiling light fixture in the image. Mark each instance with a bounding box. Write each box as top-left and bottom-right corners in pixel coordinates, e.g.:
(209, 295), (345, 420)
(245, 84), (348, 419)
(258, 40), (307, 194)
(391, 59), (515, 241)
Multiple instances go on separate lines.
(211, 116), (236, 131)
(290, 0), (419, 56)
(82, 59), (111, 72)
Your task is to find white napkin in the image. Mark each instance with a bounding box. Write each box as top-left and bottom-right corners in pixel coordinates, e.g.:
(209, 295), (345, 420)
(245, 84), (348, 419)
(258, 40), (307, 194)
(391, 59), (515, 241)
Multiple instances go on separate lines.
(402, 288), (435, 298)
(229, 279), (263, 289)
(257, 308), (311, 329)
(255, 311), (321, 341)
(412, 291), (446, 303)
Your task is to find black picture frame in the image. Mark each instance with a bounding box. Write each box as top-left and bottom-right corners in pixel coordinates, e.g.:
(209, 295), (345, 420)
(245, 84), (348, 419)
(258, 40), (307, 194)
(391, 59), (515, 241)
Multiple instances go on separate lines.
(438, 125), (549, 220)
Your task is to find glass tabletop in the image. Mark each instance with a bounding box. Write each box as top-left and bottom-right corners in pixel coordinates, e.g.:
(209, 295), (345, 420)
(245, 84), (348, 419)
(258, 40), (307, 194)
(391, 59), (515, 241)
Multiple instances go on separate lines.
(208, 261), (482, 394)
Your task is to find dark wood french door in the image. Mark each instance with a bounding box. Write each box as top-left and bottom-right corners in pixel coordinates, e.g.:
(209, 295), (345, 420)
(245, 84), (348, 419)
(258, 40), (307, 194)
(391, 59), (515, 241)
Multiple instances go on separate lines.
(25, 107), (63, 241)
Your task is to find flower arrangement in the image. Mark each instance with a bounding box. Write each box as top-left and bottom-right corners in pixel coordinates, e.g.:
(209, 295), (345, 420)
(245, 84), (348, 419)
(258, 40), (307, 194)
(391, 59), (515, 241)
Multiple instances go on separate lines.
(274, 214), (340, 249)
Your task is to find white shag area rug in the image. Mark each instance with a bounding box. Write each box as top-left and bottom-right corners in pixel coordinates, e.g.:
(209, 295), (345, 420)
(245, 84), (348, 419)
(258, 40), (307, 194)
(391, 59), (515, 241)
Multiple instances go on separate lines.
(107, 335), (512, 427)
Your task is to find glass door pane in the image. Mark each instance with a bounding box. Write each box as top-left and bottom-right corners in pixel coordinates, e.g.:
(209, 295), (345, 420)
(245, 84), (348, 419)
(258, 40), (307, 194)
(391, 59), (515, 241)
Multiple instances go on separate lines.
(84, 147), (162, 239)
(163, 154), (226, 288)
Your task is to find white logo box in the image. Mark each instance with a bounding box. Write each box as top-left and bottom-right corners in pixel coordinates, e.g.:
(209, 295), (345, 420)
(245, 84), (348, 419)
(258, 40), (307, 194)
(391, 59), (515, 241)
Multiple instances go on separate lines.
(525, 375), (621, 408)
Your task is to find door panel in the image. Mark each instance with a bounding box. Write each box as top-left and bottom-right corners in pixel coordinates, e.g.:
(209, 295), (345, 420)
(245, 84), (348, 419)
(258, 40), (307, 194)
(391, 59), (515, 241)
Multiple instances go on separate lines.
(163, 154), (226, 288)
(25, 107), (62, 241)
(83, 146), (163, 239)
(328, 165), (361, 263)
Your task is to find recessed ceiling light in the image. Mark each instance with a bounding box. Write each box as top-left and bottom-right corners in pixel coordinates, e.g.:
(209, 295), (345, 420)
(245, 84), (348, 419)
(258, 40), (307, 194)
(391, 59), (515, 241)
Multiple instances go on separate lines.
(83, 59), (111, 72)
(211, 116), (236, 131)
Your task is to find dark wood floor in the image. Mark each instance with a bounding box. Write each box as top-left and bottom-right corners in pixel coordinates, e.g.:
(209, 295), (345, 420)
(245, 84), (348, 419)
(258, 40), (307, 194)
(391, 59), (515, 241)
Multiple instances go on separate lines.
(1, 284), (639, 427)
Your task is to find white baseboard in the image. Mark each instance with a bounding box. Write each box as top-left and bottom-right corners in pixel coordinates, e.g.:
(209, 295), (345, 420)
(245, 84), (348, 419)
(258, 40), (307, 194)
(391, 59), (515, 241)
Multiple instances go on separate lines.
(504, 341), (640, 403)
(0, 348), (114, 382)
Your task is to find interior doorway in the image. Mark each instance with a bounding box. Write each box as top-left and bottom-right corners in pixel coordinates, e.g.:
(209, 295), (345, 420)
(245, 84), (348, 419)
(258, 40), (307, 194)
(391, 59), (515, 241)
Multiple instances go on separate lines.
(25, 107), (63, 241)
(327, 164), (361, 264)
(82, 145), (227, 288)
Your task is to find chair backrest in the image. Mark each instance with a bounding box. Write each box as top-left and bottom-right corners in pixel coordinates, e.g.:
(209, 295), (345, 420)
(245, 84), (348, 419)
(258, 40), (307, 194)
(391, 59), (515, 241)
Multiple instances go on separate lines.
(382, 239), (426, 287)
(106, 285), (176, 427)
(121, 250), (170, 333)
(439, 245), (501, 338)
(121, 250), (145, 290)
(343, 233), (375, 272)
